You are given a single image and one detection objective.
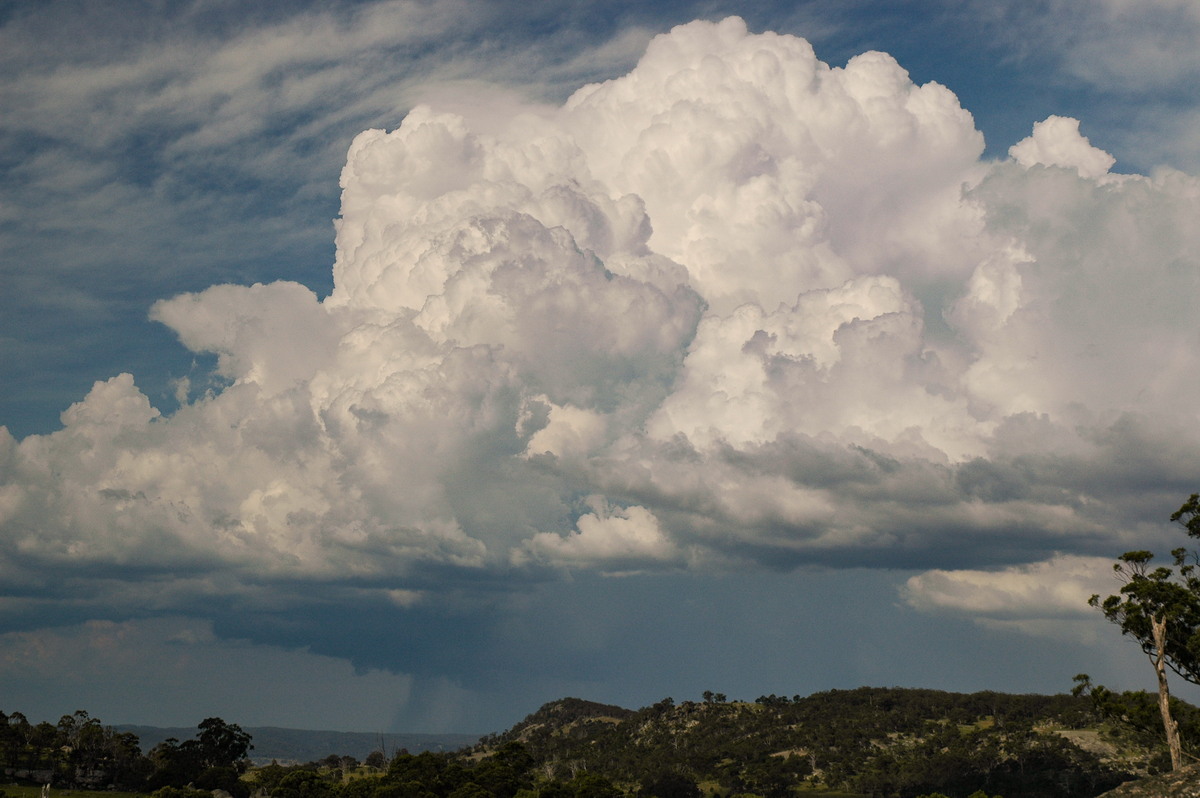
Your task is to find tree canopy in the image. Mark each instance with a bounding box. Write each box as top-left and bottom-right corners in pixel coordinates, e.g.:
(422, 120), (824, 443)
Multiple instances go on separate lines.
(1087, 493), (1200, 770)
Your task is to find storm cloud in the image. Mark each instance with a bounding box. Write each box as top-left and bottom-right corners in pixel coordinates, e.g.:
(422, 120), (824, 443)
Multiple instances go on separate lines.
(4, 12), (1200, 727)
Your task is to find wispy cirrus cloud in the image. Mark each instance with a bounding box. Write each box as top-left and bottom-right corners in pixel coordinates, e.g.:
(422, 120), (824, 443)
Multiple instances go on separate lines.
(0, 0), (661, 434)
(951, 0), (1200, 171)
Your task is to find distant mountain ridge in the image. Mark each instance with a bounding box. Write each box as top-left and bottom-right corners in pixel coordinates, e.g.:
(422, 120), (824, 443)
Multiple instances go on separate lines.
(114, 724), (479, 764)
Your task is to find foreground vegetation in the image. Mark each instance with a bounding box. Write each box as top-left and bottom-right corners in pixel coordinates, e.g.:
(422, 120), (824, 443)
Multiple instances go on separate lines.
(469, 689), (1140, 798)
(1083, 492), (1200, 774)
(1, 712), (251, 795)
(7, 686), (1186, 798)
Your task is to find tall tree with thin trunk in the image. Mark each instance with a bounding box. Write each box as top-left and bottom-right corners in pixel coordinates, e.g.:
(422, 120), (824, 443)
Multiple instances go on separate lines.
(1150, 614), (1184, 770)
(1089, 494), (1200, 770)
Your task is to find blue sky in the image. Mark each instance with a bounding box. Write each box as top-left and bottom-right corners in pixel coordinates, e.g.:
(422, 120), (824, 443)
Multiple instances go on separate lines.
(4, 0), (1200, 735)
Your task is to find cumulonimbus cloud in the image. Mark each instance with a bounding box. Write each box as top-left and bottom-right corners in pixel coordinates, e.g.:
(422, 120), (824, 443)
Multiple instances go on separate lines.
(3, 16), (1200, 632)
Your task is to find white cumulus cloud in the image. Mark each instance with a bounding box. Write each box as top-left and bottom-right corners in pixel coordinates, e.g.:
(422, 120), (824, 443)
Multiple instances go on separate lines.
(901, 554), (1119, 641)
(3, 16), (1200, 644)
(902, 554), (1115, 619)
(514, 498), (681, 572)
(1009, 115), (1116, 179)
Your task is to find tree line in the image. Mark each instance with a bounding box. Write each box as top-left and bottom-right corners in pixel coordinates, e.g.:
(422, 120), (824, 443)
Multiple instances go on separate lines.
(0, 711), (251, 794)
(3, 690), (1139, 798)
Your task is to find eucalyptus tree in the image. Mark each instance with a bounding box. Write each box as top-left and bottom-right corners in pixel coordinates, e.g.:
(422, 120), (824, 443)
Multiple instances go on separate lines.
(1089, 493), (1200, 770)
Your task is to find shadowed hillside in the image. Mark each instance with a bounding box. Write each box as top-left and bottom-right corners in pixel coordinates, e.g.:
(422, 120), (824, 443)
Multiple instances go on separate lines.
(465, 688), (1155, 797)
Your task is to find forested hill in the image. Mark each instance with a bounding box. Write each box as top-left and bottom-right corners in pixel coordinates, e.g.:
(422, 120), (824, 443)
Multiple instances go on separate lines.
(468, 687), (1152, 797)
(3, 687), (1186, 797)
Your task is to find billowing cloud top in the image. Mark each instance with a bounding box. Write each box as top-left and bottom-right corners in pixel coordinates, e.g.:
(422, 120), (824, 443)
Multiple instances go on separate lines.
(4, 17), (1200, 635)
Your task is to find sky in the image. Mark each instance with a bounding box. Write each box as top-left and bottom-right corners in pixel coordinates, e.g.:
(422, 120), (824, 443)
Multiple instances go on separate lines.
(4, 0), (1200, 736)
